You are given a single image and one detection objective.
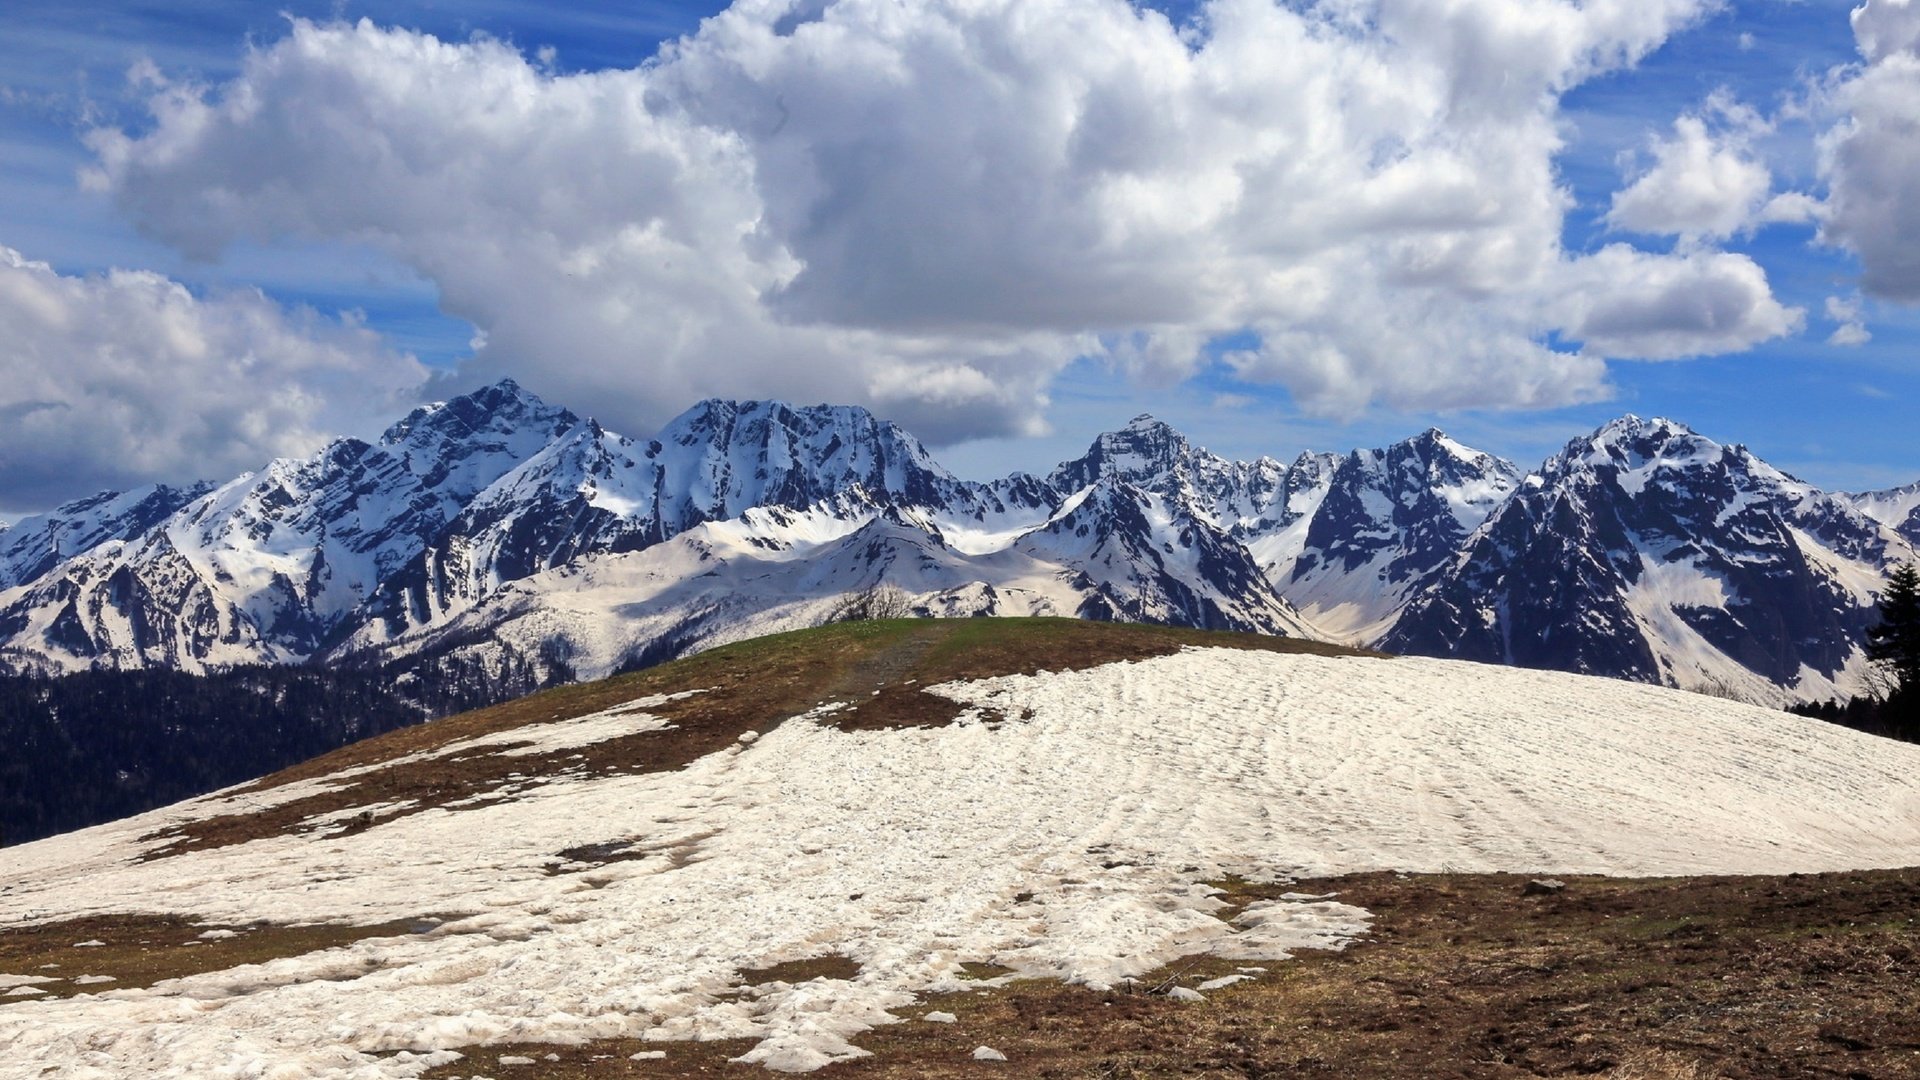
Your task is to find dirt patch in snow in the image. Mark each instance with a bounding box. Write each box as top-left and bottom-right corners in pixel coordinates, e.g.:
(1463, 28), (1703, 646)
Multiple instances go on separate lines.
(0, 913), (432, 1000)
(735, 954), (863, 986)
(138, 619), (1370, 859)
(547, 831), (719, 877)
(416, 867), (1920, 1079)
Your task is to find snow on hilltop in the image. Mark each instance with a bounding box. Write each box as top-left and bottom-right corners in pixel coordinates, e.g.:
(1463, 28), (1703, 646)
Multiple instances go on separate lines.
(3, 627), (1919, 1076)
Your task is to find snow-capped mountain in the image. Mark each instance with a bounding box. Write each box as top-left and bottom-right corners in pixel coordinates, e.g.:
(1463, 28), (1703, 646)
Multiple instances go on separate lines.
(1025, 413), (1293, 529)
(355, 399), (1001, 643)
(0, 384), (1911, 703)
(1255, 430), (1521, 640)
(0, 380), (578, 669)
(1846, 480), (1920, 546)
(1383, 417), (1910, 704)
(0, 483), (212, 592)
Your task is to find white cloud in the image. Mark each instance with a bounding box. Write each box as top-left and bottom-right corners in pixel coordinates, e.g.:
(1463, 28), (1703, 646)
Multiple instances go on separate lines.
(1607, 106), (1776, 240)
(1852, 0), (1920, 64)
(82, 0), (1787, 442)
(0, 245), (426, 509)
(1820, 0), (1920, 301)
(1825, 293), (1872, 345)
(1553, 244), (1803, 359)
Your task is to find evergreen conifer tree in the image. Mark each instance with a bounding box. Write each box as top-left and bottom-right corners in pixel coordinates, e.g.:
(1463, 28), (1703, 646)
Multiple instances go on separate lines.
(1866, 562), (1920, 735)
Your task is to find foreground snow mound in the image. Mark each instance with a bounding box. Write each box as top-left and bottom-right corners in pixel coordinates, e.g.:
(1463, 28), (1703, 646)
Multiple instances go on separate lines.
(3, 649), (1919, 1077)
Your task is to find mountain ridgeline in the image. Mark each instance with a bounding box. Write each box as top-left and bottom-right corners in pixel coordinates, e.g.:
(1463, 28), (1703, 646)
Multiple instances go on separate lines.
(1, 380), (1914, 706)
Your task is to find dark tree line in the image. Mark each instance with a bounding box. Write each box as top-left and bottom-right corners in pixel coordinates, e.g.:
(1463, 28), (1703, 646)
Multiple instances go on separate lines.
(0, 636), (580, 847)
(1791, 562), (1920, 742)
(0, 666), (429, 846)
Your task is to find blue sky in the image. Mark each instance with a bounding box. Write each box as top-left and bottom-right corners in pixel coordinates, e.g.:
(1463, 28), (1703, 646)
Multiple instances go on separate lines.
(0, 0), (1914, 513)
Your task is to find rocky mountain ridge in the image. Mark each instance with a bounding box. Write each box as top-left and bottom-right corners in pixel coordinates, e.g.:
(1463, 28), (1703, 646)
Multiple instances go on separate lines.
(0, 380), (1911, 704)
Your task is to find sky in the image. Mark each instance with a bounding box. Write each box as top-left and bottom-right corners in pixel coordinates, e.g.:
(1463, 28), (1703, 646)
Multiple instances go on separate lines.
(0, 0), (1916, 517)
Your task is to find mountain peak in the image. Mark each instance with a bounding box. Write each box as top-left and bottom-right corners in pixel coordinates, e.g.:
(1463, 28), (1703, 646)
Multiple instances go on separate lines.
(1591, 414), (1698, 444)
(379, 379), (577, 449)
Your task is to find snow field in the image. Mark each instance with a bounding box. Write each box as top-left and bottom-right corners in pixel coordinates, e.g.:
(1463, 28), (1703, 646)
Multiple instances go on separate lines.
(2, 649), (1919, 1077)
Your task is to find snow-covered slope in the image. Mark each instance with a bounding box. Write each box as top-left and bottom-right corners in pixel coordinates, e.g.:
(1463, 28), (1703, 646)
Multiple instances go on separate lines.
(0, 483), (212, 592)
(1015, 477), (1314, 634)
(1846, 480), (1920, 546)
(1384, 417), (1913, 704)
(4, 631), (1918, 1076)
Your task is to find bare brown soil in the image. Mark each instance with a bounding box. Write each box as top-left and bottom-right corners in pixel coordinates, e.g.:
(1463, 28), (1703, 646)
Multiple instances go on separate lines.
(414, 868), (1920, 1080)
(736, 955), (863, 985)
(138, 619), (1369, 859)
(0, 913), (430, 1000)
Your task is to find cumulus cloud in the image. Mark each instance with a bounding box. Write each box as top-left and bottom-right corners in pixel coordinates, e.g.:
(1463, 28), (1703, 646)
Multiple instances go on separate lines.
(1554, 245), (1803, 358)
(0, 245), (426, 510)
(1820, 0), (1920, 301)
(1852, 0), (1920, 63)
(1608, 106), (1772, 239)
(1825, 293), (1872, 345)
(81, 0), (1792, 440)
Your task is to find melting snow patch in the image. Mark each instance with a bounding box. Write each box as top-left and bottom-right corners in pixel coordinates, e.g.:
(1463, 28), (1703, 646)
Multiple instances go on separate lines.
(3, 986), (47, 997)
(1197, 974), (1251, 991)
(434, 689), (706, 759)
(923, 1011), (957, 1023)
(629, 1049), (667, 1060)
(70, 940), (104, 948)
(72, 975), (116, 985)
(0, 975), (56, 989)
(197, 929), (238, 940)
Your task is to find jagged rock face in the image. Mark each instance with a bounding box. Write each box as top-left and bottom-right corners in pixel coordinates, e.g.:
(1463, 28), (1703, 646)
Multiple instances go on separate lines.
(1384, 417), (1902, 699)
(357, 399), (984, 642)
(0, 484), (213, 592)
(0, 379), (577, 669)
(1270, 431), (1520, 638)
(645, 399), (972, 534)
(1017, 479), (1312, 636)
(0, 530), (286, 672)
(1037, 415), (1291, 530)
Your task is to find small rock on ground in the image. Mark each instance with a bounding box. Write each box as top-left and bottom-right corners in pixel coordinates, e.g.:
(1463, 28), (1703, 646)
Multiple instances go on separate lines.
(1523, 878), (1568, 896)
(972, 1046), (1008, 1061)
(924, 1011), (957, 1023)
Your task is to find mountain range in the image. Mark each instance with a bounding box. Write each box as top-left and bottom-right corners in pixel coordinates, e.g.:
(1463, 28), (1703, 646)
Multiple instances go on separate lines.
(1, 379), (1912, 705)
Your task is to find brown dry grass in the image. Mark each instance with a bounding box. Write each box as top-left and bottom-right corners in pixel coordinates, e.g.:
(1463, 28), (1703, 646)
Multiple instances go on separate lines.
(0, 913), (429, 1000)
